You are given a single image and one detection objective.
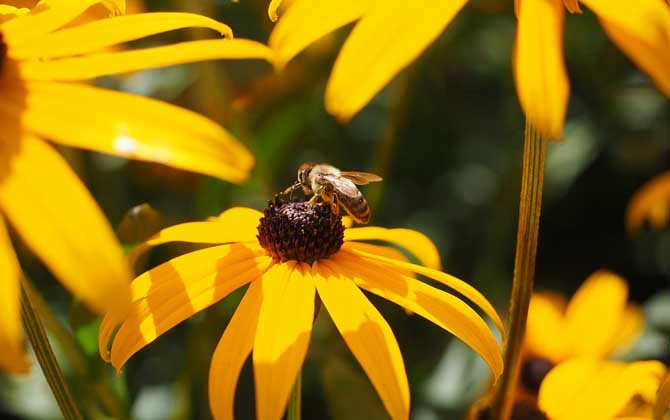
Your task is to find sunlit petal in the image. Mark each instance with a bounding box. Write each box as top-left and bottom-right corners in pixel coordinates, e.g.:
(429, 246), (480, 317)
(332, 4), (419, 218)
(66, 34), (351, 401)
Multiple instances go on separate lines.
(344, 226), (441, 270)
(253, 262), (315, 420)
(625, 172), (670, 234)
(526, 292), (570, 362)
(18, 39), (273, 81)
(343, 242), (409, 265)
(209, 280), (263, 420)
(0, 5), (29, 23)
(269, 0), (368, 68)
(128, 208), (261, 266)
(582, 0), (670, 95)
(2, 0), (124, 45)
(538, 359), (666, 420)
(102, 244), (270, 368)
(514, 0), (568, 139)
(313, 261), (410, 420)
(268, 0), (283, 21)
(0, 82), (253, 183)
(343, 244), (505, 338)
(11, 12), (233, 60)
(0, 217), (28, 373)
(325, 0), (468, 120)
(329, 253), (503, 378)
(564, 270), (629, 358)
(0, 133), (131, 319)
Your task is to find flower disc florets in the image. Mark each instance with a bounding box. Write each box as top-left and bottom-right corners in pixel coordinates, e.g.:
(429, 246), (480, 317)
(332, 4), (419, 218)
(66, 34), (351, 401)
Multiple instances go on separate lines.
(257, 197), (344, 264)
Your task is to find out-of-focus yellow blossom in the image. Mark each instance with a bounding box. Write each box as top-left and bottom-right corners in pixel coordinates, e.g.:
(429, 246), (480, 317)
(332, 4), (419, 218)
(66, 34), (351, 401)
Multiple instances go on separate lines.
(626, 172), (670, 234)
(0, 0), (272, 373)
(267, 0), (670, 135)
(100, 202), (505, 420)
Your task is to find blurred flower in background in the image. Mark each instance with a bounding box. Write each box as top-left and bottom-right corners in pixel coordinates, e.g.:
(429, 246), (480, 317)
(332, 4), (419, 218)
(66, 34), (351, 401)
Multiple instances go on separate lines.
(0, 0), (271, 373)
(626, 172), (670, 234)
(100, 200), (505, 420)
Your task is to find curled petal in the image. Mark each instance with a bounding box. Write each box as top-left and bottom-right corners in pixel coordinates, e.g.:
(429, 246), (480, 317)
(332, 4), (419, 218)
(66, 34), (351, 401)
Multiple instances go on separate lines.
(625, 172), (670, 234)
(10, 12), (233, 60)
(314, 261), (410, 420)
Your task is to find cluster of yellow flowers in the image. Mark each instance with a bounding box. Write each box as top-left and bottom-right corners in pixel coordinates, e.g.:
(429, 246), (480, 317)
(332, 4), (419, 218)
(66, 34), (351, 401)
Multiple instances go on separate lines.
(0, 1), (668, 420)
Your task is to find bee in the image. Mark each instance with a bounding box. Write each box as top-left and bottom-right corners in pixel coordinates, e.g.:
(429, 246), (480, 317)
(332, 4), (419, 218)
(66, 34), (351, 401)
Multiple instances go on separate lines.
(283, 163), (382, 224)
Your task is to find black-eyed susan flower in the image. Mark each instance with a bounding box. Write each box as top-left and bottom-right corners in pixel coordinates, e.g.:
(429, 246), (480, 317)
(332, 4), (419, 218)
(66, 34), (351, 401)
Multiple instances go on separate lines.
(626, 172), (670, 234)
(0, 0), (272, 373)
(538, 358), (667, 420)
(267, 0), (670, 136)
(99, 199), (505, 420)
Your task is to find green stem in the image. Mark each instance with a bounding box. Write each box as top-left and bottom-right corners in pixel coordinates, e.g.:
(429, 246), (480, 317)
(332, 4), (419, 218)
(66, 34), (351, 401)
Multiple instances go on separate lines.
(490, 121), (547, 420)
(20, 279), (84, 420)
(287, 371), (302, 420)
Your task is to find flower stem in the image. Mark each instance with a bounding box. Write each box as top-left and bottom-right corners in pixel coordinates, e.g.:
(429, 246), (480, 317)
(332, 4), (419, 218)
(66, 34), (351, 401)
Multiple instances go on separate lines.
(20, 279), (83, 420)
(490, 121), (547, 420)
(287, 371), (302, 420)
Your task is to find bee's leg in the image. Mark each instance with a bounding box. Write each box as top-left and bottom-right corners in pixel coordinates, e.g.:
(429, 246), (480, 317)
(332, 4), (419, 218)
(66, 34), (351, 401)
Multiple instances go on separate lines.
(281, 182), (301, 196)
(329, 193), (340, 215)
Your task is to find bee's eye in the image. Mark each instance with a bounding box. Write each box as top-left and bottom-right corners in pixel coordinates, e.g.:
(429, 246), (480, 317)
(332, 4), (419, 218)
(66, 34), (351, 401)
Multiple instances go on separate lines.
(299, 169), (310, 183)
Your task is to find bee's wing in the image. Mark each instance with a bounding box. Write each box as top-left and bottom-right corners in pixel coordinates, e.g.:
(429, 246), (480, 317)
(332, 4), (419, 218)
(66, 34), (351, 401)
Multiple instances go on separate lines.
(340, 171), (383, 185)
(323, 175), (360, 196)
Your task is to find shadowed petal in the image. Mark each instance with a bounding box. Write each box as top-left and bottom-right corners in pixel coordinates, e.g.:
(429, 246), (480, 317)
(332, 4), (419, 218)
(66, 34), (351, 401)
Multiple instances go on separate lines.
(128, 207), (262, 266)
(328, 253), (503, 378)
(10, 12), (233, 59)
(18, 39), (273, 81)
(269, 0), (367, 68)
(209, 279), (263, 420)
(625, 172), (670, 234)
(514, 0), (568, 139)
(564, 270), (629, 358)
(0, 82), (253, 183)
(2, 0), (124, 45)
(325, 0), (468, 120)
(0, 133), (131, 319)
(344, 226), (441, 270)
(101, 244), (271, 368)
(538, 359), (666, 420)
(0, 217), (28, 373)
(609, 305), (644, 356)
(313, 261), (410, 420)
(654, 368), (670, 420)
(343, 244), (505, 338)
(253, 262), (315, 420)
(582, 0), (670, 95)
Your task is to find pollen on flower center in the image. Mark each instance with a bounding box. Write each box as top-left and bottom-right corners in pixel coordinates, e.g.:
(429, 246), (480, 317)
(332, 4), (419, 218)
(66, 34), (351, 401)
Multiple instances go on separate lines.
(257, 197), (344, 264)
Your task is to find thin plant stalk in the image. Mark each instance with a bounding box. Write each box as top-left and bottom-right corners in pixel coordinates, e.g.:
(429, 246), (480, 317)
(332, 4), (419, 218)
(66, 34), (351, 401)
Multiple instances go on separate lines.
(287, 371), (302, 420)
(21, 278), (84, 420)
(490, 120), (547, 420)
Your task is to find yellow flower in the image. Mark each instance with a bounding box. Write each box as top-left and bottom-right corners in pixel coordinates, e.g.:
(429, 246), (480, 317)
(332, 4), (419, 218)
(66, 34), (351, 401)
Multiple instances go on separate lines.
(538, 358), (667, 420)
(0, 0), (272, 373)
(99, 200), (505, 420)
(525, 270), (643, 365)
(268, 0), (670, 137)
(515, 0), (670, 139)
(625, 172), (670, 234)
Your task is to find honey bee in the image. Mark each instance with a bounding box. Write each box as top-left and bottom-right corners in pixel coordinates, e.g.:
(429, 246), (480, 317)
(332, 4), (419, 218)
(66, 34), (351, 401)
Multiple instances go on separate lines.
(283, 163), (383, 224)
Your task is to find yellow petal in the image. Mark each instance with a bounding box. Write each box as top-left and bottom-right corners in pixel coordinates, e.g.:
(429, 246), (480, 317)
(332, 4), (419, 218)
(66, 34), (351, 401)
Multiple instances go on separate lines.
(102, 244), (271, 368)
(609, 305), (644, 356)
(330, 252), (503, 379)
(128, 208), (261, 266)
(313, 261), (410, 420)
(525, 292), (570, 362)
(2, 0), (124, 45)
(0, 5), (29, 23)
(0, 81), (253, 183)
(10, 12), (233, 60)
(581, 0), (670, 95)
(562, 0), (582, 13)
(514, 0), (568, 139)
(564, 270), (629, 358)
(209, 280), (263, 420)
(654, 367), (670, 420)
(539, 359), (666, 420)
(0, 132), (131, 319)
(344, 226), (441, 270)
(18, 38), (273, 81)
(325, 0), (468, 120)
(626, 172), (670, 234)
(268, 0), (283, 21)
(344, 242), (409, 264)
(268, 0), (368, 68)
(343, 244), (505, 339)
(0, 217), (28, 374)
(253, 262), (315, 420)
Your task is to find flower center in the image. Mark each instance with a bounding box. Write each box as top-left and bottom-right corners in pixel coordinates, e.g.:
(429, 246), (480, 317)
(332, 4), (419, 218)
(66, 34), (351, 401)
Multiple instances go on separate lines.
(256, 197), (344, 264)
(520, 357), (554, 394)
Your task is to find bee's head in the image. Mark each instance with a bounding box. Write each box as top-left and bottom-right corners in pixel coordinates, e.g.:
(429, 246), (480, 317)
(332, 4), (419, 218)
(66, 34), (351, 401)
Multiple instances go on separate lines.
(297, 162), (314, 186)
